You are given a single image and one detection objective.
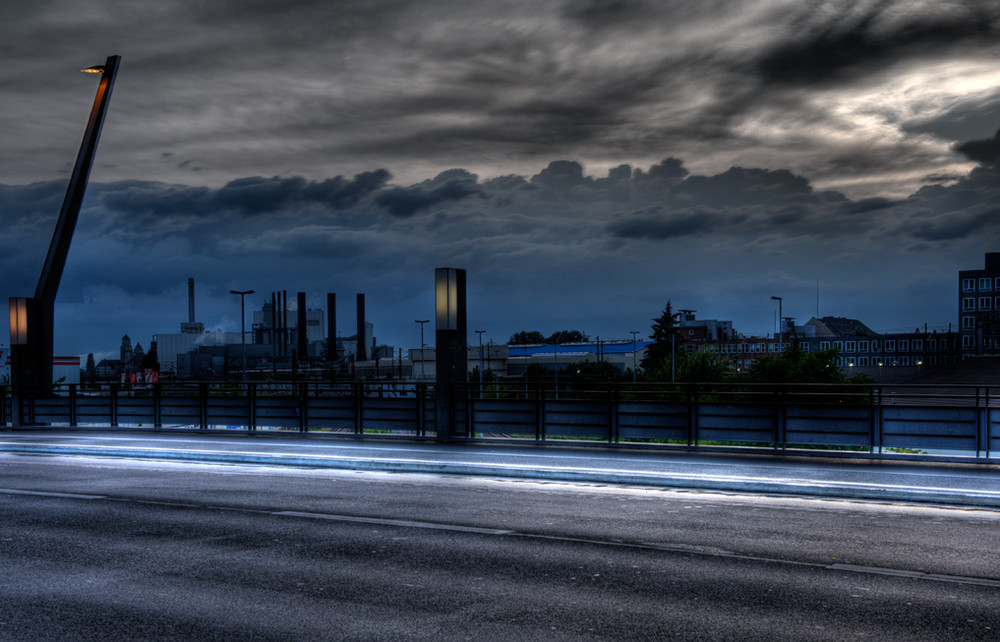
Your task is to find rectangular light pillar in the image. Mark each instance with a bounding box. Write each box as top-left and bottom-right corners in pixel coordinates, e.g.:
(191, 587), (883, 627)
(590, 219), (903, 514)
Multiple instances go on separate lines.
(8, 297), (41, 424)
(434, 268), (467, 441)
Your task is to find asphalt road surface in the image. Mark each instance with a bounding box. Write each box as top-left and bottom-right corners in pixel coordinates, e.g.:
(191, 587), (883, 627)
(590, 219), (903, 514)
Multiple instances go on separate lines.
(1, 452), (998, 640)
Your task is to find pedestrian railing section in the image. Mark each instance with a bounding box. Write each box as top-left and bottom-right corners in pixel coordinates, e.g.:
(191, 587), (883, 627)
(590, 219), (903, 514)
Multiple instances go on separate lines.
(1, 381), (996, 459)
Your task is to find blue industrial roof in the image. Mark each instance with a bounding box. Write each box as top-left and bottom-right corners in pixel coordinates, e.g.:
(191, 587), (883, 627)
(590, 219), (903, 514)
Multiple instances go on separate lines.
(508, 341), (651, 357)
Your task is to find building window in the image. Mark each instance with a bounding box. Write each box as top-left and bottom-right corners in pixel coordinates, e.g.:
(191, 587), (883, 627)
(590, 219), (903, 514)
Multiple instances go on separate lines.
(963, 297), (976, 311)
(859, 357), (870, 366)
(963, 335), (976, 348)
(912, 339), (922, 351)
(996, 277), (1000, 290)
(963, 316), (975, 330)
(845, 341), (856, 352)
(980, 278), (992, 291)
(885, 340), (896, 352)
(980, 297), (992, 310)
(901, 356), (910, 366)
(898, 339), (909, 352)
(820, 341), (830, 350)
(929, 338), (937, 350)
(963, 278), (975, 291)
(834, 341), (843, 351)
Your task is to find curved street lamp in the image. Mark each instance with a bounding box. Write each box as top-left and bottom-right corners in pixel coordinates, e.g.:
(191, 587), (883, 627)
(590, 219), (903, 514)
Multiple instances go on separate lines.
(10, 56), (121, 405)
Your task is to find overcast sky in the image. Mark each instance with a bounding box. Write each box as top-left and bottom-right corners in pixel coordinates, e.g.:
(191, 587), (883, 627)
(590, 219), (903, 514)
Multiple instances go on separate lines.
(3, 0), (1000, 359)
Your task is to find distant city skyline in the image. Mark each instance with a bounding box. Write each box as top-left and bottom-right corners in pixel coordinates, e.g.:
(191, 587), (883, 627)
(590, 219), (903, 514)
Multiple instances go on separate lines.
(2, 1), (1000, 359)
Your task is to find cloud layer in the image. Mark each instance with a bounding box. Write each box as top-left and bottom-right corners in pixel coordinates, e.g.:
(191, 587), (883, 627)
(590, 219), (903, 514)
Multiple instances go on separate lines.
(2, 152), (997, 356)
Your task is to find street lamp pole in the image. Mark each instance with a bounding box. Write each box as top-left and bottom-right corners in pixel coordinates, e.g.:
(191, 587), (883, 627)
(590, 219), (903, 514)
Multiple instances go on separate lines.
(230, 289), (254, 384)
(771, 296), (783, 354)
(415, 320), (429, 380)
(629, 330), (639, 383)
(11, 56), (121, 404)
(475, 330), (485, 398)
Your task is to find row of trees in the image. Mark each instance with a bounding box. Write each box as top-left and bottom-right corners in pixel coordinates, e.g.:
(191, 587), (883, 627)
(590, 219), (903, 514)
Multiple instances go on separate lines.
(508, 330), (590, 345)
(639, 300), (873, 385)
(512, 301), (872, 385)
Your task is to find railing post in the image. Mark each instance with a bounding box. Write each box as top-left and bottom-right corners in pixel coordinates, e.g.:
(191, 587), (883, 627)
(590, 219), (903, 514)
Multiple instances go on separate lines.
(248, 382), (256, 432)
(109, 383), (119, 428)
(466, 383), (474, 438)
(868, 385), (876, 454)
(986, 387), (992, 460)
(353, 380), (363, 435)
(609, 384), (619, 444)
(775, 385), (786, 452)
(417, 382), (426, 437)
(535, 383), (544, 442)
(687, 384), (699, 448)
(68, 384), (77, 427)
(199, 382), (208, 430)
(153, 382), (162, 428)
(874, 385), (883, 455)
(299, 382), (308, 433)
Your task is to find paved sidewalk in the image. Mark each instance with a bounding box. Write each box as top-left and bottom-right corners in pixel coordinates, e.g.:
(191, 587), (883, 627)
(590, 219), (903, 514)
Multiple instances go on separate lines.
(1, 430), (999, 508)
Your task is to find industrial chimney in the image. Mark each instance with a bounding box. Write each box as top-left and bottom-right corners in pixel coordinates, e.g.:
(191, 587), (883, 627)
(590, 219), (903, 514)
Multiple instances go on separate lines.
(181, 277), (204, 334)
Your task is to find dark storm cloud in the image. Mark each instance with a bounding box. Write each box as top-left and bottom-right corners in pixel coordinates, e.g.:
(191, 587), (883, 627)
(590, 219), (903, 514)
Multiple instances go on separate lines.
(96, 171), (390, 218)
(606, 207), (728, 240)
(756, 1), (1000, 85)
(908, 208), (1000, 241)
(954, 129), (1000, 167)
(374, 170), (483, 217)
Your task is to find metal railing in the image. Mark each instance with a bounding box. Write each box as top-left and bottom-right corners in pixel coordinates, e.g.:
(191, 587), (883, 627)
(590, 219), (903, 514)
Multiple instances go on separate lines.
(2, 381), (996, 460)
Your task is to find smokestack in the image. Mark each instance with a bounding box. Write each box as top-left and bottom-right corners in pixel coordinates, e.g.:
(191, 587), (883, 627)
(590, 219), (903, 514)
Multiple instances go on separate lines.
(281, 290), (288, 357)
(187, 278), (195, 323)
(327, 293), (337, 360)
(270, 292), (277, 349)
(297, 292), (307, 357)
(356, 293), (367, 361)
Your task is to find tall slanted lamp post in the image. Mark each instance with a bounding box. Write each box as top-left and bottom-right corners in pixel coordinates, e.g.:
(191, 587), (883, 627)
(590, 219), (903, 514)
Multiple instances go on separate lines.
(9, 56), (121, 420)
(434, 268), (466, 441)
